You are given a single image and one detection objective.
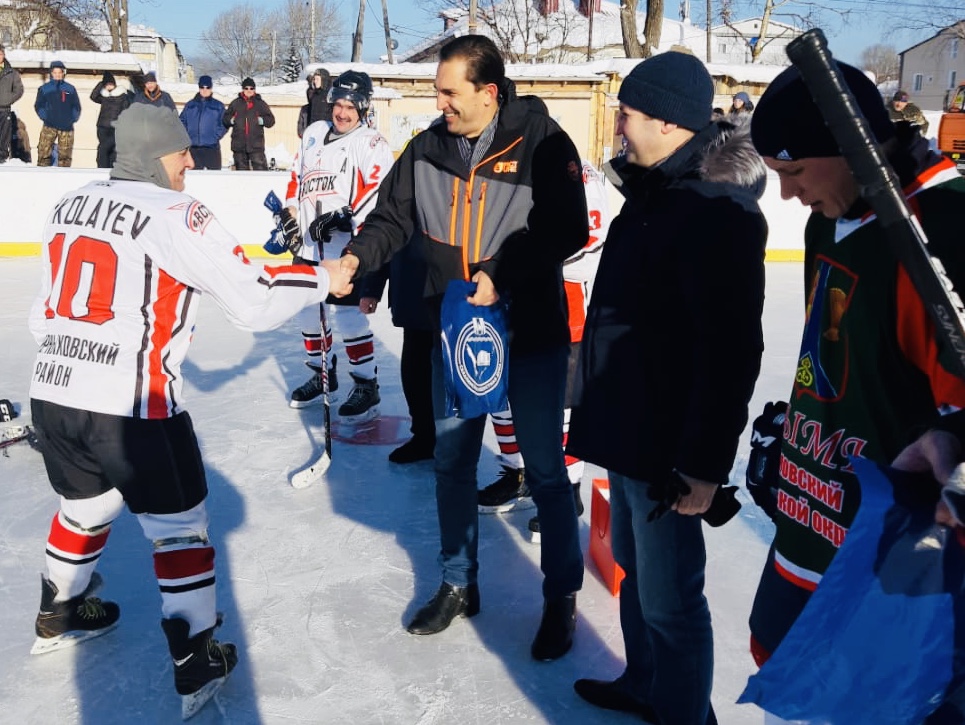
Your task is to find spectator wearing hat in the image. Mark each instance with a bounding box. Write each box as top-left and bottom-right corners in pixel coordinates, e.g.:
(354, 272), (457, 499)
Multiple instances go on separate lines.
(0, 44), (24, 163)
(297, 67), (333, 137)
(728, 90), (754, 119)
(179, 75), (227, 169)
(223, 77), (274, 170)
(90, 71), (131, 168)
(567, 51), (767, 724)
(34, 60), (80, 167)
(889, 89), (929, 136)
(132, 71), (175, 111)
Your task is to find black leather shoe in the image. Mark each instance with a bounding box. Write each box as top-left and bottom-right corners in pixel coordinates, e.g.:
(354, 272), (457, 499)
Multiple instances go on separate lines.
(406, 582), (480, 635)
(531, 593), (576, 661)
(573, 678), (656, 720)
(389, 437), (435, 464)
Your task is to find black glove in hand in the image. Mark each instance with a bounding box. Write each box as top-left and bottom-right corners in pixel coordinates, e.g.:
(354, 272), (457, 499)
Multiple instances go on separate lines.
(309, 206), (354, 243)
(279, 208), (303, 255)
(746, 401), (787, 520)
(646, 472), (741, 527)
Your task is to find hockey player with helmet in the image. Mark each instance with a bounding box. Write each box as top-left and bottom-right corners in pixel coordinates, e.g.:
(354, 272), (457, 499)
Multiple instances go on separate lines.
(283, 70), (394, 422)
(26, 104), (348, 719)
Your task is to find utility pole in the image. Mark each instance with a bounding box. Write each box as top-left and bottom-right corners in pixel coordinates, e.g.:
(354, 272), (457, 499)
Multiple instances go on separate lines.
(381, 0), (394, 63)
(310, 0), (317, 64)
(586, 0), (594, 62)
(706, 0), (712, 62)
(469, 0), (478, 35)
(271, 30), (277, 84)
(352, 0), (365, 61)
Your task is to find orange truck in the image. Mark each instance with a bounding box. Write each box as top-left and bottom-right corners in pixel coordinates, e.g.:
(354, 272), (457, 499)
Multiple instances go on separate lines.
(938, 84), (965, 170)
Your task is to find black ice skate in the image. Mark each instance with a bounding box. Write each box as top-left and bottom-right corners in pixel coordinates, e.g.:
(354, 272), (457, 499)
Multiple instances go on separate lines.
(161, 617), (238, 720)
(478, 466), (532, 513)
(289, 355), (338, 409)
(31, 573), (120, 655)
(337, 372), (380, 423)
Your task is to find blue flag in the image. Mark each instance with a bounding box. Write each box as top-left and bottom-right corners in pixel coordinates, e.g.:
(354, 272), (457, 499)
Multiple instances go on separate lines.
(739, 458), (960, 724)
(439, 280), (509, 419)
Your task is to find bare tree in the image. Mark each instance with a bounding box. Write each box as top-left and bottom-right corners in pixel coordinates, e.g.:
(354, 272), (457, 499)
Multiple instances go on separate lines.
(640, 0), (663, 58)
(5, 0), (101, 50)
(621, 0), (644, 57)
(202, 4), (274, 81)
(860, 43), (899, 82)
(718, 0), (847, 62)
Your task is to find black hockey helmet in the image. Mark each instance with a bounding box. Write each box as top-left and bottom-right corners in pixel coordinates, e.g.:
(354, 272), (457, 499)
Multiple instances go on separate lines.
(327, 70), (373, 114)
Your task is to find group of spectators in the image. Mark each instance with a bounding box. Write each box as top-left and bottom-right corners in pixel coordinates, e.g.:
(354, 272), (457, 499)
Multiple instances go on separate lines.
(0, 52), (298, 171)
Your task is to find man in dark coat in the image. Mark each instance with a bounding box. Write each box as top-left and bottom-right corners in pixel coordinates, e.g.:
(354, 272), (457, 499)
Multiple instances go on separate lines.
(179, 75), (227, 169)
(90, 71), (131, 168)
(34, 60), (80, 167)
(297, 67), (333, 137)
(223, 77), (275, 170)
(131, 71), (175, 111)
(0, 44), (24, 163)
(567, 52), (768, 725)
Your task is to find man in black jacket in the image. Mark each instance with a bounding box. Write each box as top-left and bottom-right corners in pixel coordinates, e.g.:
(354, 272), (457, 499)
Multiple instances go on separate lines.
(90, 71), (131, 168)
(566, 52), (767, 725)
(223, 77), (275, 170)
(0, 44), (23, 163)
(329, 35), (588, 660)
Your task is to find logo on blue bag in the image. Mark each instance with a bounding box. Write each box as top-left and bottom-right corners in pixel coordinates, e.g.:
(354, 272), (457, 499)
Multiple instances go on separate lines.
(454, 317), (505, 395)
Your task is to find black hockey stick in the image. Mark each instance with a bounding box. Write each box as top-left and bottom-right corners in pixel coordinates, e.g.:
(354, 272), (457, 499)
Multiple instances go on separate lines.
(290, 203), (334, 488)
(785, 29), (965, 380)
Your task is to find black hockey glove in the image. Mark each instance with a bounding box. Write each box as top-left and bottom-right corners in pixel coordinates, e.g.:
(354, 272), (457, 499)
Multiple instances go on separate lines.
(646, 471), (742, 527)
(746, 401), (787, 520)
(308, 206), (354, 243)
(278, 207), (303, 256)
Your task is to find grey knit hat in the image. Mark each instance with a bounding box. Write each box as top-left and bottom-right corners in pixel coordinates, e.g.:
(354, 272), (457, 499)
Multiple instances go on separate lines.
(110, 104), (191, 189)
(618, 52), (714, 131)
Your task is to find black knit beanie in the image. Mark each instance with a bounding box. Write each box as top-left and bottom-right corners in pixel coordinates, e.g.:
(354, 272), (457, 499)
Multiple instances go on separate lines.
(751, 61), (895, 160)
(618, 52), (714, 132)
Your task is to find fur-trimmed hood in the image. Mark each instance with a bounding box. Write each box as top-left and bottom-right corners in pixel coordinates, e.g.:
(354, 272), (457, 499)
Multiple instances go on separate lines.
(606, 117), (767, 202)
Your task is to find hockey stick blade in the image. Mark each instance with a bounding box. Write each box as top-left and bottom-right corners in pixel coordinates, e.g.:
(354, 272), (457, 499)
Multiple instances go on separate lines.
(786, 29), (965, 380)
(264, 190), (283, 214)
(291, 449), (331, 489)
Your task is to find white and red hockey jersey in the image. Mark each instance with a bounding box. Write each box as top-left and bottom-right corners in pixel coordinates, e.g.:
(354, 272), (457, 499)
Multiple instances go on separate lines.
(563, 161), (611, 343)
(286, 120), (394, 261)
(29, 179), (331, 419)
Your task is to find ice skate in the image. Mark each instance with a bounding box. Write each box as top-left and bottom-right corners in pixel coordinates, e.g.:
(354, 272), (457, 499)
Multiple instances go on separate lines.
(161, 617), (238, 720)
(289, 356), (338, 408)
(478, 466), (532, 513)
(337, 372), (380, 423)
(31, 573), (120, 655)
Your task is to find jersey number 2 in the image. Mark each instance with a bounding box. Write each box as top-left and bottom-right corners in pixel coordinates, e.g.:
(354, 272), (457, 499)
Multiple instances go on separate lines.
(46, 233), (118, 324)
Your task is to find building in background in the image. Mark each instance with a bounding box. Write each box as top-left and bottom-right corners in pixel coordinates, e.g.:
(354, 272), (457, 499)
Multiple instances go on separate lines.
(899, 22), (965, 111)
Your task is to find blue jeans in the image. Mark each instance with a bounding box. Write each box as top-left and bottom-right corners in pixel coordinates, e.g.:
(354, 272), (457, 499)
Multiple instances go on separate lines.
(432, 342), (583, 599)
(609, 471), (717, 725)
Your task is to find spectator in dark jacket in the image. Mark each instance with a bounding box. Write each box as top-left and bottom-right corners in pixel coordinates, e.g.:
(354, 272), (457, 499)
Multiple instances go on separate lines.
(567, 52), (767, 725)
(34, 60), (81, 167)
(0, 44), (24, 163)
(729, 91), (754, 118)
(223, 77), (275, 170)
(90, 71), (131, 168)
(179, 75), (227, 169)
(297, 67), (333, 137)
(132, 71), (175, 111)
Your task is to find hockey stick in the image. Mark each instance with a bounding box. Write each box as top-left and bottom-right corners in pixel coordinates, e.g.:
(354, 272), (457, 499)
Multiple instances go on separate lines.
(1, 425), (39, 453)
(785, 29), (965, 380)
(289, 203), (334, 489)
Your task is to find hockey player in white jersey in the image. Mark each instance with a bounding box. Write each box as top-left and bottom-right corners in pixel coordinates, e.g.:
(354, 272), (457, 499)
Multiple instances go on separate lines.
(281, 70), (394, 422)
(478, 161), (611, 538)
(27, 104), (348, 719)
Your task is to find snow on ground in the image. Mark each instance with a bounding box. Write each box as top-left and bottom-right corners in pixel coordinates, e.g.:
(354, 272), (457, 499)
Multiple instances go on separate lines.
(0, 258), (802, 724)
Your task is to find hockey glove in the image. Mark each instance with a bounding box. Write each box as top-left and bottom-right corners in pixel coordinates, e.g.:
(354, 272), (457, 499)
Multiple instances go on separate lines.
(263, 228), (288, 255)
(308, 206), (354, 243)
(278, 207), (304, 256)
(746, 401), (787, 520)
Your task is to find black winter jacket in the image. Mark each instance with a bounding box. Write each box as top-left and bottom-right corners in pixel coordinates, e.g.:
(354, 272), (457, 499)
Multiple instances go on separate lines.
(223, 93), (275, 153)
(90, 82), (131, 129)
(568, 121), (768, 485)
(345, 101), (588, 352)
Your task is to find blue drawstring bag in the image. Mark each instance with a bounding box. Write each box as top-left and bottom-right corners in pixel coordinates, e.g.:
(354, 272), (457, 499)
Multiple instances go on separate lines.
(439, 279), (509, 419)
(739, 457), (961, 724)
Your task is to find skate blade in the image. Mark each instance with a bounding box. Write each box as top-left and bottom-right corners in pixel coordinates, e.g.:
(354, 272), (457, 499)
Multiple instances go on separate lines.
(289, 396), (327, 409)
(477, 497), (536, 515)
(181, 676), (228, 720)
(529, 530), (541, 545)
(337, 405), (380, 425)
(30, 622), (119, 655)
(291, 450), (331, 489)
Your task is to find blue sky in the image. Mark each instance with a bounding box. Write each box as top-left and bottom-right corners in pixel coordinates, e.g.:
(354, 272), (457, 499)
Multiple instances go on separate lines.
(136, 0), (932, 68)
